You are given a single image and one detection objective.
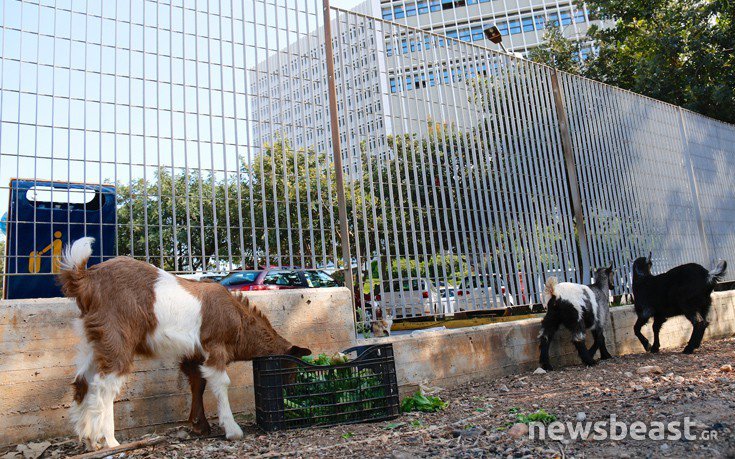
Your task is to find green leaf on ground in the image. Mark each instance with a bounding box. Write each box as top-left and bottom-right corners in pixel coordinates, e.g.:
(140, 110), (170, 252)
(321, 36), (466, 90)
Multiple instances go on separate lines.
(400, 392), (448, 413)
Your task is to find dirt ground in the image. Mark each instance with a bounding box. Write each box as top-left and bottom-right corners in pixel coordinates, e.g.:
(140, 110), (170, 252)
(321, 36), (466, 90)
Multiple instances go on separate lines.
(15, 337), (735, 459)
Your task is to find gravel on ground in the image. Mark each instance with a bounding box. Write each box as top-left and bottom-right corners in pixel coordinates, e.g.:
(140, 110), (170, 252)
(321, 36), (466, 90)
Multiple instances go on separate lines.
(9, 337), (735, 459)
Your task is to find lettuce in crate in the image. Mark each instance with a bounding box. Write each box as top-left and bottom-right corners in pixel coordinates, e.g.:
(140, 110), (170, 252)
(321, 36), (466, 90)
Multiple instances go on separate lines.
(282, 352), (387, 422)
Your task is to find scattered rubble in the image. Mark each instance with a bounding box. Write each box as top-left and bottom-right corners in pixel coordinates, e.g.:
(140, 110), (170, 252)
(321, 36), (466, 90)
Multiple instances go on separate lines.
(636, 365), (664, 375)
(4, 338), (735, 458)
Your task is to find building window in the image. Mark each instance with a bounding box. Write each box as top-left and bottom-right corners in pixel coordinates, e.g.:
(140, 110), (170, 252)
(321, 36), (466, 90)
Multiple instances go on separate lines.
(382, 7), (392, 20)
(535, 15), (546, 30)
(471, 26), (484, 41)
(574, 9), (586, 23)
(508, 20), (521, 35)
(522, 17), (534, 32)
(561, 11), (572, 25)
(548, 13), (559, 27)
(497, 22), (509, 36)
(394, 6), (405, 19)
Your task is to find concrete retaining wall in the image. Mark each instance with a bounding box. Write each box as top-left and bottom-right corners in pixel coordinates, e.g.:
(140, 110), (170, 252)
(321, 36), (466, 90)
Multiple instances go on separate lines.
(2, 289), (734, 448)
(382, 291), (735, 393)
(0, 288), (355, 447)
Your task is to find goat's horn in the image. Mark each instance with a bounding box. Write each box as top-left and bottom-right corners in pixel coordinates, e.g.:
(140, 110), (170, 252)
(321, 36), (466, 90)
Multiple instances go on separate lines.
(647, 252), (652, 262)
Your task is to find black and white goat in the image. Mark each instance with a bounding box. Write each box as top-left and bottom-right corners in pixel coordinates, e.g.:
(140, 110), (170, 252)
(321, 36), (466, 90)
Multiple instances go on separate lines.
(632, 253), (727, 354)
(539, 266), (614, 371)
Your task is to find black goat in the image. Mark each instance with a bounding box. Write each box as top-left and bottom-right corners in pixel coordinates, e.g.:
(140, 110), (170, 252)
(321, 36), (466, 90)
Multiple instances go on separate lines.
(632, 253), (727, 354)
(539, 266), (614, 371)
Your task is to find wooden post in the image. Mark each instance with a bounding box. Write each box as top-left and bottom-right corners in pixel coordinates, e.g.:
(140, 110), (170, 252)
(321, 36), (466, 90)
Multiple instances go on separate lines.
(550, 68), (592, 282)
(322, 0), (354, 301)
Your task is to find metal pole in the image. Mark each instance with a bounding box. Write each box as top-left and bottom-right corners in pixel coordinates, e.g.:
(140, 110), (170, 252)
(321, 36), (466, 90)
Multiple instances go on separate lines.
(678, 108), (712, 264)
(322, 0), (354, 298)
(550, 68), (592, 282)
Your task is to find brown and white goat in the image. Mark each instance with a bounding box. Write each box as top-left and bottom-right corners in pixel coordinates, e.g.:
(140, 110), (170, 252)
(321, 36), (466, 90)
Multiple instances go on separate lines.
(58, 237), (311, 450)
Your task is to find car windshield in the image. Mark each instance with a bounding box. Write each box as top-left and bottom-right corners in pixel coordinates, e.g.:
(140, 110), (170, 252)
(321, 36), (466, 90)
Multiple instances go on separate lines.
(440, 288), (455, 297)
(263, 271), (305, 287)
(303, 270), (338, 287)
(220, 271), (261, 286)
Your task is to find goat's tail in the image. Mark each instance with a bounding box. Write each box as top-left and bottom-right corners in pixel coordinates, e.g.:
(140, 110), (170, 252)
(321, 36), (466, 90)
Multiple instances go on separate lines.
(544, 277), (558, 298)
(57, 237), (95, 310)
(708, 260), (728, 285)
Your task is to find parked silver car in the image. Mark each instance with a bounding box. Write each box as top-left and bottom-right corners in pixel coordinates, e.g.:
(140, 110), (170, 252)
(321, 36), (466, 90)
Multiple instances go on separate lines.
(455, 274), (514, 311)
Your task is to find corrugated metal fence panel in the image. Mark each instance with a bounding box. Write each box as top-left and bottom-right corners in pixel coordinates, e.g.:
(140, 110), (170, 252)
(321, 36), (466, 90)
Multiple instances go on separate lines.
(682, 110), (735, 282)
(558, 73), (709, 294)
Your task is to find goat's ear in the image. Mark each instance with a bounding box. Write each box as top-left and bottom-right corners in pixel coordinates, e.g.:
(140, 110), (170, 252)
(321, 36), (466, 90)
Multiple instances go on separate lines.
(607, 264), (613, 272)
(647, 252), (652, 263)
(287, 346), (312, 358)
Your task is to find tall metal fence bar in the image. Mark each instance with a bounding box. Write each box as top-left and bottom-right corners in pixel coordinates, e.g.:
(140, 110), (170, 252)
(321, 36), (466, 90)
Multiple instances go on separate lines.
(1, 0), (734, 330)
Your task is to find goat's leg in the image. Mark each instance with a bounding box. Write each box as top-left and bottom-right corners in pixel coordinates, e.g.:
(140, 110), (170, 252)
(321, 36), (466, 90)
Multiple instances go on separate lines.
(588, 331), (600, 357)
(633, 316), (651, 352)
(591, 328), (612, 360)
(683, 312), (709, 354)
(538, 314), (560, 371)
(180, 359), (211, 436)
(71, 325), (128, 450)
(201, 354), (242, 440)
(572, 328), (597, 367)
(650, 316), (666, 353)
(100, 373), (126, 449)
(74, 372), (126, 450)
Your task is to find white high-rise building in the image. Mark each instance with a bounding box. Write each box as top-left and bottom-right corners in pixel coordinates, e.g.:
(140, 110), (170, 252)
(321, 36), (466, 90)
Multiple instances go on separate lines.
(250, 0), (603, 174)
(249, 1), (390, 176)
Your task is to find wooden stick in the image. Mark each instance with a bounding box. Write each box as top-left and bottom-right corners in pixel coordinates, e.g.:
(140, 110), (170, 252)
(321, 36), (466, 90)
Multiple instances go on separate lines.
(67, 437), (167, 459)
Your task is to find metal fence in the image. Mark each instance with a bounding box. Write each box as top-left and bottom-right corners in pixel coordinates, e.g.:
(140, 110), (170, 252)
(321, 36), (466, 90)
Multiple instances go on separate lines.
(0, 0), (734, 333)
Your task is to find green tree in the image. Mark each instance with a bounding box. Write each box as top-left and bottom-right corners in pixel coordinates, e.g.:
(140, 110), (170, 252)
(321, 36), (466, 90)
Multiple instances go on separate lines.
(529, 0), (735, 123)
(528, 27), (585, 74)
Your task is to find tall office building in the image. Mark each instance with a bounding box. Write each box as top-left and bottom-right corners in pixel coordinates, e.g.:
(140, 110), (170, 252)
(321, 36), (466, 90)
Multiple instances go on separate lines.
(249, 1), (390, 176)
(250, 0), (603, 174)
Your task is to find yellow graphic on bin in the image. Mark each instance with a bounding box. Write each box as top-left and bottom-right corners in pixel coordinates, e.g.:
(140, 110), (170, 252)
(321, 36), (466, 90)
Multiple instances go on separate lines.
(28, 231), (63, 274)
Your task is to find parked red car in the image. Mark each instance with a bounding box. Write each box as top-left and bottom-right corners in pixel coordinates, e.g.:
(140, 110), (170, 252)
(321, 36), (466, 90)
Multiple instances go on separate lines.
(220, 269), (338, 291)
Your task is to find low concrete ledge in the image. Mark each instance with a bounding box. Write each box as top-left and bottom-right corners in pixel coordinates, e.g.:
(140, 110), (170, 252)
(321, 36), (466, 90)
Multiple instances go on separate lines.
(0, 287), (355, 447)
(371, 291), (735, 395)
(3, 288), (734, 447)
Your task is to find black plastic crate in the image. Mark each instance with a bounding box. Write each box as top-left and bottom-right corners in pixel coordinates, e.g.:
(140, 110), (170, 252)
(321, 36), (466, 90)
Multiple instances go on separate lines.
(253, 344), (400, 431)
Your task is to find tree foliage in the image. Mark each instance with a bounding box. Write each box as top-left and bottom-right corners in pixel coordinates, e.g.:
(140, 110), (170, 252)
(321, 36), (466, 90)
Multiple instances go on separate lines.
(529, 0), (734, 123)
(527, 27), (585, 74)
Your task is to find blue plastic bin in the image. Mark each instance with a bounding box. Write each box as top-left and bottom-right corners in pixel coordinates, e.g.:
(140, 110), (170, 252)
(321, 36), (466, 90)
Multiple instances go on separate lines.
(3, 180), (116, 299)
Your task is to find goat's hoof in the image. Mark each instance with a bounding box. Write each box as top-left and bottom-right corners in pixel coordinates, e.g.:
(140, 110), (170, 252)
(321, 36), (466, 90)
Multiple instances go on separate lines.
(584, 360), (597, 367)
(191, 421), (211, 436)
(541, 364), (554, 371)
(224, 422), (244, 441)
(105, 438), (120, 448)
(682, 347), (695, 355)
(650, 346), (660, 354)
(600, 354), (613, 360)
